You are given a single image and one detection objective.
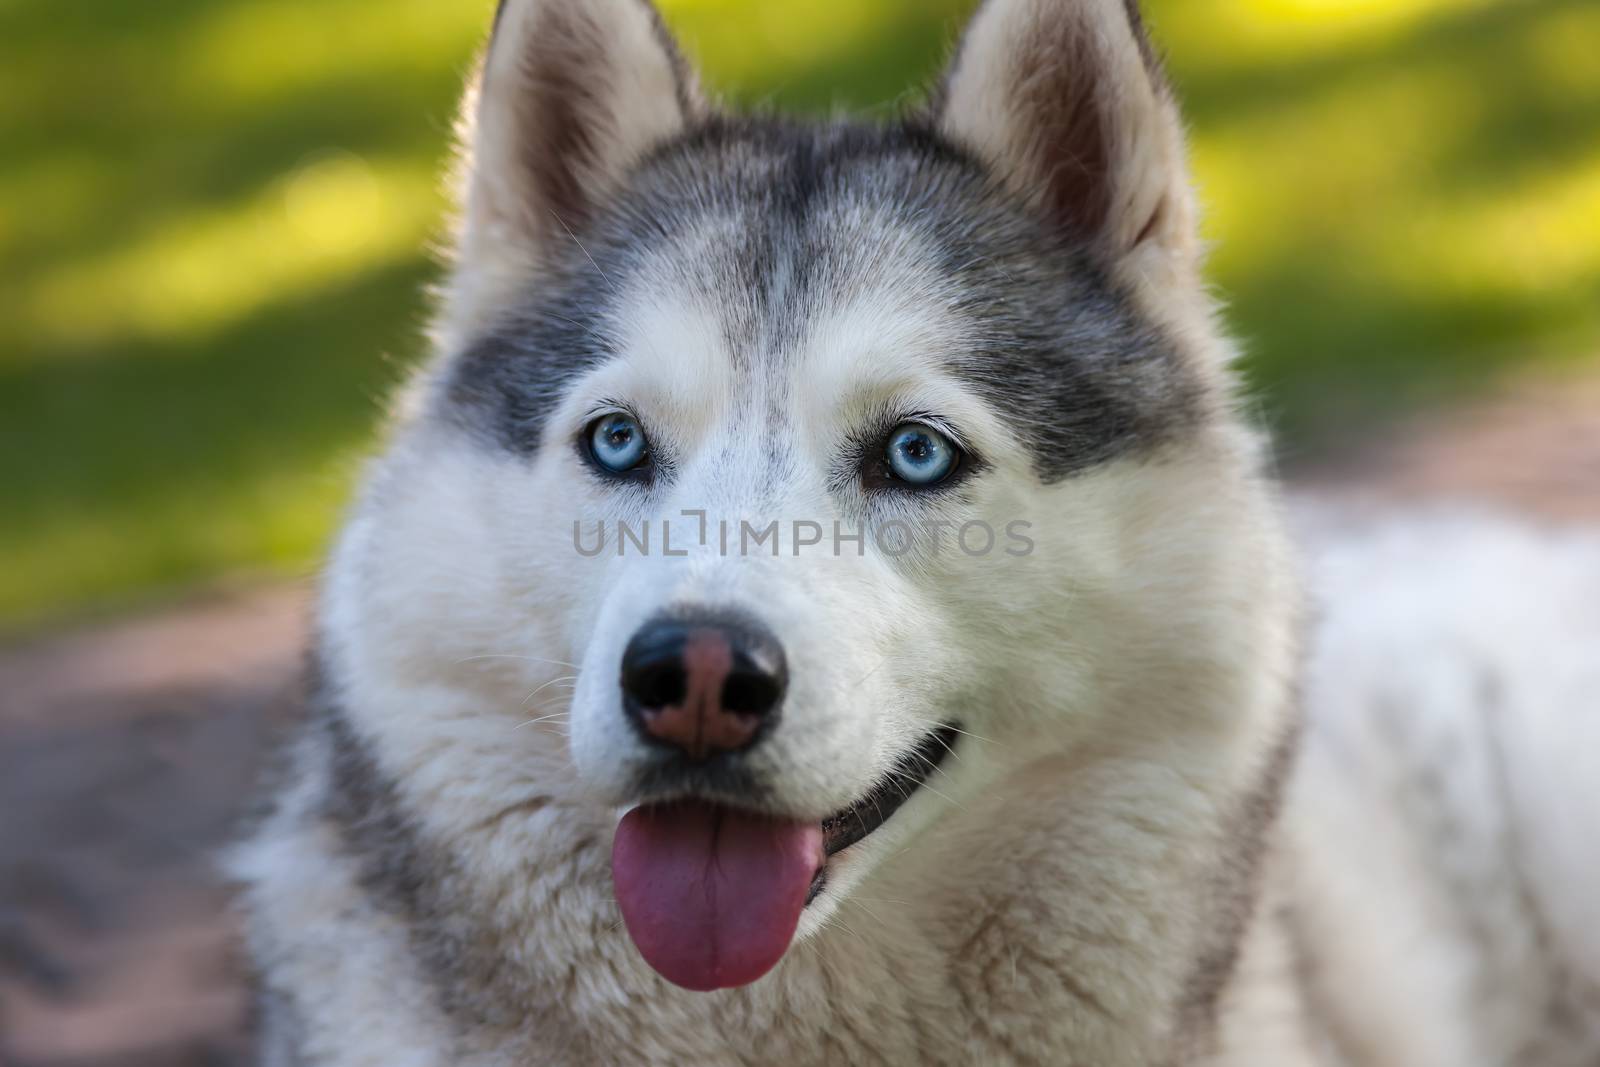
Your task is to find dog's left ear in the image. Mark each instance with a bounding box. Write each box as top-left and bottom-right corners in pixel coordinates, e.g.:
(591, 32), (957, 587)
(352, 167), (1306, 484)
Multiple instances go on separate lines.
(938, 0), (1195, 267)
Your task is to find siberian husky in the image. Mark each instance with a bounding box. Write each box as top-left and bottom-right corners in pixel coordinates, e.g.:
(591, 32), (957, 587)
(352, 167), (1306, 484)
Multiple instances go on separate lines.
(234, 0), (1600, 1062)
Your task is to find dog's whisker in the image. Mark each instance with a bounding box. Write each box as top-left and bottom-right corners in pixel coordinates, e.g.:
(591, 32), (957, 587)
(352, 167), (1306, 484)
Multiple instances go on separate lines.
(848, 655), (890, 692)
(513, 712), (571, 731)
(455, 654), (581, 670)
(905, 747), (962, 784)
(914, 781), (965, 812)
(926, 730), (966, 764)
(941, 723), (1003, 749)
(522, 703), (573, 722)
(842, 897), (890, 927)
(885, 766), (965, 813)
(520, 675), (578, 708)
(820, 909), (866, 943)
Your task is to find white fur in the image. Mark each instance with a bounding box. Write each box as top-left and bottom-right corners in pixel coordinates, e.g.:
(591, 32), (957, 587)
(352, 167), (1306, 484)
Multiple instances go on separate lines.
(1280, 506), (1600, 1066)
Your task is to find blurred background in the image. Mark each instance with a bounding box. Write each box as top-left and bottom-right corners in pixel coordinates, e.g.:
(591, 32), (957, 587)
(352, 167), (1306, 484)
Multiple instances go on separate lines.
(1, 0), (1596, 1062)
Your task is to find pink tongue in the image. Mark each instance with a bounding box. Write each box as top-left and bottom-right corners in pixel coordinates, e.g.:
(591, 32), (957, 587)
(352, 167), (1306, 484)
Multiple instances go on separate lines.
(612, 801), (822, 991)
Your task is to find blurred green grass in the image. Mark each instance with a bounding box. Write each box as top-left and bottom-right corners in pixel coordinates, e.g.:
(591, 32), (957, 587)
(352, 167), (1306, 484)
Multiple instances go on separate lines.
(1, 0), (1597, 632)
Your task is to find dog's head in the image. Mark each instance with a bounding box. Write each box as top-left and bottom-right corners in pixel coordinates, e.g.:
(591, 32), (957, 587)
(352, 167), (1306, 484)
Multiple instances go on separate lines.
(327, 0), (1293, 993)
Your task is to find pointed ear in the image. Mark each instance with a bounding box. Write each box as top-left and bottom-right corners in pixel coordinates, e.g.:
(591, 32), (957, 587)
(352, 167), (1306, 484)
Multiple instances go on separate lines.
(938, 0), (1195, 263)
(446, 0), (701, 332)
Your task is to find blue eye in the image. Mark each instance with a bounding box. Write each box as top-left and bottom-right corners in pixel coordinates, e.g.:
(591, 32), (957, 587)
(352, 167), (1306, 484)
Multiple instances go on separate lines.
(884, 423), (958, 486)
(587, 413), (650, 474)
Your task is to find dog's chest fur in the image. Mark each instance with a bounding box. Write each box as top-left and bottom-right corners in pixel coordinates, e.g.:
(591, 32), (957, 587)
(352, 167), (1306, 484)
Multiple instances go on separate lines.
(247, 743), (1265, 1067)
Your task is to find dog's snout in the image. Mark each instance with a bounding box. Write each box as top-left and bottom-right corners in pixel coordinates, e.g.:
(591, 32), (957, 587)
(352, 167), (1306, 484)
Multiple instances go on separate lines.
(620, 614), (787, 760)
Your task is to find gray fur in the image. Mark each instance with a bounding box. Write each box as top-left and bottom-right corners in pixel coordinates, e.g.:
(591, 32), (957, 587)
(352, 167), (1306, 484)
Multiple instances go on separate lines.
(253, 982), (310, 1067)
(1176, 722), (1302, 1057)
(442, 116), (1204, 482)
(316, 693), (533, 1035)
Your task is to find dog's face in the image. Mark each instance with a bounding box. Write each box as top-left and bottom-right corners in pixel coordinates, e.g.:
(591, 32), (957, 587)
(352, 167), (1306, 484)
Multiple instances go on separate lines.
(327, 0), (1290, 993)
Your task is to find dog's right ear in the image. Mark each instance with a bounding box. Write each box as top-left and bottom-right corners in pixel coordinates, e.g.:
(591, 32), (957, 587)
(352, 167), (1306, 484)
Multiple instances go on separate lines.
(937, 0), (1196, 271)
(445, 0), (702, 334)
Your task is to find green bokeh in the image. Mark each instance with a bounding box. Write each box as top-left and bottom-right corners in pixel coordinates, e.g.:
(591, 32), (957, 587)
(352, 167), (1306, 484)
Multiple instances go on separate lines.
(2, 0), (1597, 631)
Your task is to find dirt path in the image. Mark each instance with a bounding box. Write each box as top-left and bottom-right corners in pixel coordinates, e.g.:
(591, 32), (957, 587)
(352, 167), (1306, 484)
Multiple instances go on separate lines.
(1296, 369), (1600, 524)
(0, 589), (308, 1066)
(1, 370), (1596, 1066)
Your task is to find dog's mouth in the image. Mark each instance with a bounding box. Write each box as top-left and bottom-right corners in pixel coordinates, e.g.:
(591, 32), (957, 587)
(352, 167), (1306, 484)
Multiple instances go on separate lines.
(610, 722), (960, 992)
(815, 720), (961, 873)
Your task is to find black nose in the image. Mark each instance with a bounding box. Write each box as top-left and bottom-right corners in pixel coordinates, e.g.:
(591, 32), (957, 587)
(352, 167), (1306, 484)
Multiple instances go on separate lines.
(620, 612), (787, 760)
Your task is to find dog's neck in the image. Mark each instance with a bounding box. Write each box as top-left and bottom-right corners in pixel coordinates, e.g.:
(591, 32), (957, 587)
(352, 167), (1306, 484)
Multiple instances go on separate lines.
(316, 677), (1294, 1065)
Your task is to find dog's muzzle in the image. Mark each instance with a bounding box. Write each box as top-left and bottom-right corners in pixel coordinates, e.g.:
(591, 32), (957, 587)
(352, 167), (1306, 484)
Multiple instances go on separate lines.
(607, 607), (961, 993)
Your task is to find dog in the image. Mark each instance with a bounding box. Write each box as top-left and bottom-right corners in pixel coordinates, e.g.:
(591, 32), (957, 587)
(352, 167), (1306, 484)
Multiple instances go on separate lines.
(232, 0), (1600, 1062)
